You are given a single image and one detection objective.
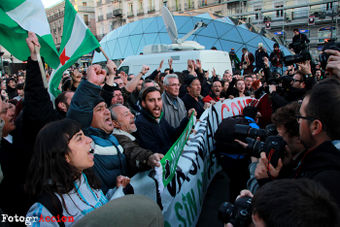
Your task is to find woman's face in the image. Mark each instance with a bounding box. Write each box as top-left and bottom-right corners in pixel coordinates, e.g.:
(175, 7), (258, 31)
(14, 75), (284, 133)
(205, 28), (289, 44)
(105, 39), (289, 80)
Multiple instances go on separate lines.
(236, 80), (245, 93)
(66, 130), (94, 171)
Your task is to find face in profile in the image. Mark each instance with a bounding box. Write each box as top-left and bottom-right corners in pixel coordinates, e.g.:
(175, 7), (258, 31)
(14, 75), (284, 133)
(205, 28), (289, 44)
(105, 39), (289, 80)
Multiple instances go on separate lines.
(66, 130), (94, 171)
(111, 105), (137, 134)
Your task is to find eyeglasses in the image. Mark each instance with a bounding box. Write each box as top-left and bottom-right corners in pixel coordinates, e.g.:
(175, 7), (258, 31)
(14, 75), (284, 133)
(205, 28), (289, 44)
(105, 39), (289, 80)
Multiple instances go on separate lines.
(292, 79), (303, 83)
(296, 115), (317, 122)
(168, 83), (181, 87)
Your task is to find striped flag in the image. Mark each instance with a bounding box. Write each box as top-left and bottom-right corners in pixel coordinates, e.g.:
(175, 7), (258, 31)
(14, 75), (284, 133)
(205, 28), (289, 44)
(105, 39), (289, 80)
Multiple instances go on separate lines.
(48, 0), (100, 98)
(0, 0), (60, 68)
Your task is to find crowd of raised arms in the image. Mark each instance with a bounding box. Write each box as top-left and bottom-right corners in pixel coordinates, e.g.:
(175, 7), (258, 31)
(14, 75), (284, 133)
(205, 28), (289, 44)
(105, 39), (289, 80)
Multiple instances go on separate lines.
(0, 30), (340, 227)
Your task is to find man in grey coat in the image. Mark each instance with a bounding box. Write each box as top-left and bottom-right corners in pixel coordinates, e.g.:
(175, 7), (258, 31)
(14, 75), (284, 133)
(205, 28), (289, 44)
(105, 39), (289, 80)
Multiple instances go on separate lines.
(162, 74), (188, 128)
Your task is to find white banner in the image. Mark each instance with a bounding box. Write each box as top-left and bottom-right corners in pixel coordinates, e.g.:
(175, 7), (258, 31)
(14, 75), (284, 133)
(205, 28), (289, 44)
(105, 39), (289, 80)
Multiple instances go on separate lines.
(128, 97), (257, 226)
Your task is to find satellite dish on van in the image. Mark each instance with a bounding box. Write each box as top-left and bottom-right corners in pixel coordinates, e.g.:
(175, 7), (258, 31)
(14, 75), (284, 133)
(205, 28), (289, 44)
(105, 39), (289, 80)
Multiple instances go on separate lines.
(162, 6), (178, 44)
(143, 6), (207, 54)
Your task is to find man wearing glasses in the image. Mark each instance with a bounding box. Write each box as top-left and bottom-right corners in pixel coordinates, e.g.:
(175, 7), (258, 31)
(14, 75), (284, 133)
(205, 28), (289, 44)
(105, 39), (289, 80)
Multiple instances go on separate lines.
(291, 71), (306, 89)
(162, 74), (188, 128)
(296, 78), (340, 208)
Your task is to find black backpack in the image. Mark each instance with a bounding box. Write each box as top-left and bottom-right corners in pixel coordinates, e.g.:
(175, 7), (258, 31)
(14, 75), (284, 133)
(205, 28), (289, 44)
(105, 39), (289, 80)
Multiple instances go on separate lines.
(37, 193), (65, 227)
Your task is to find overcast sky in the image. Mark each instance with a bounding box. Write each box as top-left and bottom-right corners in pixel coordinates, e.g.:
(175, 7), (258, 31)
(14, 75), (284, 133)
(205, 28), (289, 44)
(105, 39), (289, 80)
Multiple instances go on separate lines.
(42, 0), (63, 8)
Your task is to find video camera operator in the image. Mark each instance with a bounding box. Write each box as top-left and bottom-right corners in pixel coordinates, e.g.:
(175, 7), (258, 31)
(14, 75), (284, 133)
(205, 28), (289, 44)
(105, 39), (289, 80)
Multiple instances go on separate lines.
(220, 179), (340, 227)
(214, 106), (260, 201)
(289, 28), (310, 55)
(262, 57), (313, 111)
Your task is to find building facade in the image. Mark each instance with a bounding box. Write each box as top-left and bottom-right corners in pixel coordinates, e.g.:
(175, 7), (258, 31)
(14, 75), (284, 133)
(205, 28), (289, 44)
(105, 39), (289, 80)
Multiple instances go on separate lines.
(95, 0), (339, 58)
(46, 0), (97, 49)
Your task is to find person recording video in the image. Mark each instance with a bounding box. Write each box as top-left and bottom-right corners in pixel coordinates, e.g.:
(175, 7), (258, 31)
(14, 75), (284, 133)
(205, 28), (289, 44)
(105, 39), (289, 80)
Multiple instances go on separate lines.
(289, 28), (310, 54)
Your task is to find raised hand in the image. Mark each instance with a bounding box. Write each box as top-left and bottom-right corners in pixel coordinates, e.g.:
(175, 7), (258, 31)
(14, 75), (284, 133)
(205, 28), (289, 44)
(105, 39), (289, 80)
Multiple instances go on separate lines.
(87, 64), (106, 86)
(26, 32), (40, 61)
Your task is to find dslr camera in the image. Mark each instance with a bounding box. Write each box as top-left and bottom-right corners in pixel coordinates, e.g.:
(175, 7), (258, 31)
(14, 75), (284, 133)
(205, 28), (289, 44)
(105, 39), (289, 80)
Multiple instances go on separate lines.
(283, 51), (311, 66)
(319, 41), (340, 70)
(218, 196), (252, 227)
(234, 124), (285, 167)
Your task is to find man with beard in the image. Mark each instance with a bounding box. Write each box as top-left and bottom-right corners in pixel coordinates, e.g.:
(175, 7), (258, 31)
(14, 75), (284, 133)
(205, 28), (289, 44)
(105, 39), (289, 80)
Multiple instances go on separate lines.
(244, 75), (254, 96)
(54, 91), (74, 118)
(110, 104), (164, 175)
(253, 79), (340, 208)
(294, 79), (340, 208)
(135, 87), (193, 154)
(203, 80), (224, 103)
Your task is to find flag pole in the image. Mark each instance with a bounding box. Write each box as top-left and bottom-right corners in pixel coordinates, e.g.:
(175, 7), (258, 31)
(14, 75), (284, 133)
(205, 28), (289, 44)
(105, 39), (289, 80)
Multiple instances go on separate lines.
(99, 47), (110, 61)
(34, 46), (48, 88)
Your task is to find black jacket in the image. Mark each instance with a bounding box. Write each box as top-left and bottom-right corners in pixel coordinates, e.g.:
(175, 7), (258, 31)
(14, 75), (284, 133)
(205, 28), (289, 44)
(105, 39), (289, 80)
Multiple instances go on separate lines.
(0, 58), (62, 216)
(135, 108), (188, 155)
(181, 93), (205, 119)
(295, 141), (340, 208)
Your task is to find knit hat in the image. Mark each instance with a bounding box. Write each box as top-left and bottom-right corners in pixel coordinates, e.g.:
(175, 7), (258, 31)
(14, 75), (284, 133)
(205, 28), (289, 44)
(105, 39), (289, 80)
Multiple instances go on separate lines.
(184, 75), (199, 87)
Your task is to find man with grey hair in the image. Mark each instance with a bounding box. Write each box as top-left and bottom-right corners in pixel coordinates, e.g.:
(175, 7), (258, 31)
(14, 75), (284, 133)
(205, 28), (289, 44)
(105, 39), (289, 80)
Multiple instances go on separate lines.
(162, 74), (188, 128)
(110, 104), (164, 175)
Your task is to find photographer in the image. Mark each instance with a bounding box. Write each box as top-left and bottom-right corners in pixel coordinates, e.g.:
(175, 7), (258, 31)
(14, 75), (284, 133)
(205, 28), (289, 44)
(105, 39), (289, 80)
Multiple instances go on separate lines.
(265, 57), (308, 110)
(247, 102), (305, 192)
(290, 28), (310, 54)
(215, 106), (259, 201)
(222, 179), (340, 227)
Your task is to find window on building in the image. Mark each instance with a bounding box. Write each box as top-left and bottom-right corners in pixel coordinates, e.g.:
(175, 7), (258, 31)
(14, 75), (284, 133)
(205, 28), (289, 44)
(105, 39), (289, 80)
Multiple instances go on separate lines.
(253, 0), (262, 20)
(255, 9), (260, 20)
(83, 2), (87, 6)
(326, 2), (333, 11)
(84, 14), (89, 25)
(139, 0), (143, 12)
(275, 5), (283, 17)
(128, 3), (133, 16)
(149, 0), (155, 11)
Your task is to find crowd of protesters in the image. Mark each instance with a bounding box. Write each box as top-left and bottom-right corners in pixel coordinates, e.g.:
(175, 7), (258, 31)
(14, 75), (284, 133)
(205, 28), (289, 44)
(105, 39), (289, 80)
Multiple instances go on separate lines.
(0, 30), (340, 226)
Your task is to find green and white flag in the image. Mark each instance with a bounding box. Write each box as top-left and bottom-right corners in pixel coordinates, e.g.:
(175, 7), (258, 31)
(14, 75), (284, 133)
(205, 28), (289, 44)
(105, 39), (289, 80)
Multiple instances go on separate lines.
(0, 0), (60, 68)
(155, 112), (196, 192)
(49, 0), (100, 98)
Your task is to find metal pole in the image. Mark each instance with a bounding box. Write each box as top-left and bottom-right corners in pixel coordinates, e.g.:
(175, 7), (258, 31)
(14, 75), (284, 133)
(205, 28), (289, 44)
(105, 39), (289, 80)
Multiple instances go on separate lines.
(282, 0), (286, 45)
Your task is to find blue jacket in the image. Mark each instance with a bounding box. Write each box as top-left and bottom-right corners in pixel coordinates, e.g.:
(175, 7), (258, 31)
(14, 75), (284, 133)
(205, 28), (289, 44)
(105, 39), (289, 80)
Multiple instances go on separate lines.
(135, 108), (188, 155)
(67, 79), (127, 194)
(85, 127), (127, 194)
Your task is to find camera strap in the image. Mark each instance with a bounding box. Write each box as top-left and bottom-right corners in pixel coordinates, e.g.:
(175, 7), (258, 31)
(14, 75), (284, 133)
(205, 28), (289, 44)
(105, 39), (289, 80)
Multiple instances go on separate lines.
(266, 148), (276, 179)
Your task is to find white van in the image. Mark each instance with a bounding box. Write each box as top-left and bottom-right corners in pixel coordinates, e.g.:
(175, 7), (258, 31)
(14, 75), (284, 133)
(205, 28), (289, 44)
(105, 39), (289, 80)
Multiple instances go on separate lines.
(118, 50), (232, 77)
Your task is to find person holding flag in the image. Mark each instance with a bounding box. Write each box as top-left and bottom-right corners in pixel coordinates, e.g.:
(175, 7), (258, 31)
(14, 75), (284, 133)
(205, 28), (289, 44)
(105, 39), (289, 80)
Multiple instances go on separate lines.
(0, 0), (60, 69)
(49, 0), (101, 99)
